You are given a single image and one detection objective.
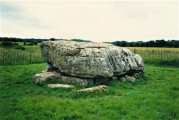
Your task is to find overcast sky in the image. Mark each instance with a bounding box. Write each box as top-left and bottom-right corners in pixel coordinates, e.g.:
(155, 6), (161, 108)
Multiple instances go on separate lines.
(0, 0), (178, 42)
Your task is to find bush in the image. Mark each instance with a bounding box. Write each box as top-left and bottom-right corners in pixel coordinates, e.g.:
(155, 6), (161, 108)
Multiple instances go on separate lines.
(26, 42), (34, 46)
(14, 46), (26, 50)
(50, 38), (55, 41)
(13, 43), (19, 46)
(26, 42), (38, 46)
(0, 41), (13, 47)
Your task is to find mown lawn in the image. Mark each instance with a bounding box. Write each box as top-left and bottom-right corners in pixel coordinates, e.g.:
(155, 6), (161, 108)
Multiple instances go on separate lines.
(0, 63), (178, 120)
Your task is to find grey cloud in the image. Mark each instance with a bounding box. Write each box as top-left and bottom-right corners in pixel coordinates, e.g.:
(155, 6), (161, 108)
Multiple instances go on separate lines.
(1, 1), (25, 20)
(1, 2), (49, 29)
(1, 2), (21, 12)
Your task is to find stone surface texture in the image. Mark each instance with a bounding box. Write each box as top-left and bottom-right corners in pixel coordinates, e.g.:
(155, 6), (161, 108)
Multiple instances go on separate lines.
(77, 85), (108, 92)
(33, 71), (60, 84)
(34, 40), (144, 87)
(47, 84), (74, 88)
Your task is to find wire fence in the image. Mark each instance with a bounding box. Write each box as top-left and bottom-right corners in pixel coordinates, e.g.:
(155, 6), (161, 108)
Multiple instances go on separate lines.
(0, 48), (44, 65)
(134, 49), (179, 61)
(134, 49), (179, 67)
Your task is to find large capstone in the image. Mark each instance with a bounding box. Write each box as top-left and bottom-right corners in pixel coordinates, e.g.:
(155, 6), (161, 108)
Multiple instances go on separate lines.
(34, 40), (144, 87)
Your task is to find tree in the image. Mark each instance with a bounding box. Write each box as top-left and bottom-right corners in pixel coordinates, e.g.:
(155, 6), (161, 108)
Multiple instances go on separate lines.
(0, 41), (13, 47)
(24, 41), (26, 46)
(120, 41), (127, 47)
(50, 38), (55, 41)
(148, 40), (155, 47)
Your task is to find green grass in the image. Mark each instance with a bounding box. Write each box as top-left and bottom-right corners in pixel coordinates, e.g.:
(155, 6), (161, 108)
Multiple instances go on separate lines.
(23, 45), (40, 51)
(0, 63), (178, 119)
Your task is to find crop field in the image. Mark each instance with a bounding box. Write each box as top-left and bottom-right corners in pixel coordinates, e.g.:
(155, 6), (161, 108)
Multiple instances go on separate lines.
(126, 47), (179, 52)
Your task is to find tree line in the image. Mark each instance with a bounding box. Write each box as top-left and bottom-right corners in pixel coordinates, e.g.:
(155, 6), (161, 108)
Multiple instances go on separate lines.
(0, 37), (48, 43)
(107, 39), (179, 48)
(0, 37), (179, 48)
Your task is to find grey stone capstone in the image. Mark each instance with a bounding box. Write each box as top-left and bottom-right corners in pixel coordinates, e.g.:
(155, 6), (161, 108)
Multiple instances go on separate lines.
(33, 40), (144, 87)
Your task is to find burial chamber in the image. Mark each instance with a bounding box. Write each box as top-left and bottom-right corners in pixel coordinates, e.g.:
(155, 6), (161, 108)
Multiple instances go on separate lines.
(33, 40), (144, 87)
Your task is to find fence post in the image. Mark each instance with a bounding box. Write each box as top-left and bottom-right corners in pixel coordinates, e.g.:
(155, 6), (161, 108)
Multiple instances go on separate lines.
(3, 50), (6, 65)
(1, 50), (4, 65)
(29, 50), (32, 64)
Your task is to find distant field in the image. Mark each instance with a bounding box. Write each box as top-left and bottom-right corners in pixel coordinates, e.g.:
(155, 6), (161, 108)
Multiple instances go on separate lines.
(126, 47), (179, 52)
(24, 45), (40, 51)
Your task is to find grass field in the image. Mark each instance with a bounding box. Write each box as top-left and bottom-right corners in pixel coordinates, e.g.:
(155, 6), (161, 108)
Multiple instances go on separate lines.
(0, 63), (178, 119)
(24, 45), (40, 51)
